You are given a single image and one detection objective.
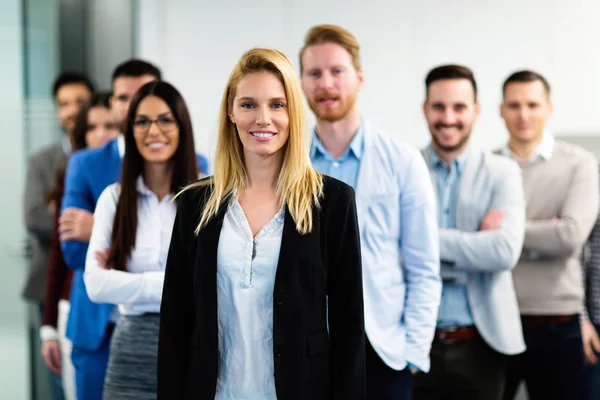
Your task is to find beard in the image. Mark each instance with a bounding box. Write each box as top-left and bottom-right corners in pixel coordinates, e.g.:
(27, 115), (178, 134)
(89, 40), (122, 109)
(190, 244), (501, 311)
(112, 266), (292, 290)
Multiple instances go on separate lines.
(307, 90), (358, 122)
(61, 116), (77, 133)
(430, 122), (471, 153)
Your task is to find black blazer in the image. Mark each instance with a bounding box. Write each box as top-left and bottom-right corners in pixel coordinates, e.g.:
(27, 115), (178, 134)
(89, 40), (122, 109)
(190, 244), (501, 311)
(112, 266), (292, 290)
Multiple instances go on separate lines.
(157, 175), (365, 399)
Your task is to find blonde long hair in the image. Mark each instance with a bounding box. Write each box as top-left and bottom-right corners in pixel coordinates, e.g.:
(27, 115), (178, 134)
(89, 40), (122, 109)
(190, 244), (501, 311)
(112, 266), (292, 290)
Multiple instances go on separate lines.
(183, 47), (323, 235)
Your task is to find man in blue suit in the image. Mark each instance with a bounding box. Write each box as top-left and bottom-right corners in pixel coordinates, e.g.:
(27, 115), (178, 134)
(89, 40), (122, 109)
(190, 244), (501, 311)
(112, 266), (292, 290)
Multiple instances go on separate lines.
(413, 65), (525, 400)
(301, 25), (442, 399)
(59, 59), (209, 400)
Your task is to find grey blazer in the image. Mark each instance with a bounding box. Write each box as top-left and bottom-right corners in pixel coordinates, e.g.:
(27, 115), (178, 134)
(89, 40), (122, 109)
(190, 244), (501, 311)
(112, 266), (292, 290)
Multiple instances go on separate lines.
(22, 143), (66, 302)
(421, 146), (526, 355)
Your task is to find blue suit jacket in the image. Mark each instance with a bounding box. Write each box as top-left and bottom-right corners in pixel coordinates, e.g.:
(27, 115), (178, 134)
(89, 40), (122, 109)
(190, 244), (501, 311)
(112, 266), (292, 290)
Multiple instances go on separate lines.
(61, 138), (209, 351)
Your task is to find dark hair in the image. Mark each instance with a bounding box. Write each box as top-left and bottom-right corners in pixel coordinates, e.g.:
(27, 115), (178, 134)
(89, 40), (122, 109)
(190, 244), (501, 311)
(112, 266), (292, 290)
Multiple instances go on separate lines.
(52, 71), (95, 98)
(70, 91), (113, 151)
(502, 70), (551, 97)
(111, 59), (162, 83)
(46, 91), (113, 205)
(108, 81), (198, 271)
(425, 64), (478, 101)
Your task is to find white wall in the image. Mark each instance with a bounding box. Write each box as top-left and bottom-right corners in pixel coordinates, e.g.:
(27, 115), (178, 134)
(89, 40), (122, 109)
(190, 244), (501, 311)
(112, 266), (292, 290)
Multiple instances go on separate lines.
(135, 0), (600, 160)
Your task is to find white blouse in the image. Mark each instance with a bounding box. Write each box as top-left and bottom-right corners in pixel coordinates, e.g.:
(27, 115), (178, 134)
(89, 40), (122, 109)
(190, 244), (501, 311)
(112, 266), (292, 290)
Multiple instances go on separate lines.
(84, 176), (176, 316)
(215, 197), (285, 400)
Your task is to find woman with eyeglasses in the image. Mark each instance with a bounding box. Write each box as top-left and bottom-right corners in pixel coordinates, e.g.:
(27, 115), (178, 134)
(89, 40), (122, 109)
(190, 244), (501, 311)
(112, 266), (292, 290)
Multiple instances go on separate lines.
(83, 80), (203, 399)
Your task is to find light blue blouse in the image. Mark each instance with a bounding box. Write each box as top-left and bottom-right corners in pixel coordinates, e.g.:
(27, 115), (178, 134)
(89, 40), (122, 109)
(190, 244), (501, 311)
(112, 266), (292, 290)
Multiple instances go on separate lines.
(215, 197), (285, 399)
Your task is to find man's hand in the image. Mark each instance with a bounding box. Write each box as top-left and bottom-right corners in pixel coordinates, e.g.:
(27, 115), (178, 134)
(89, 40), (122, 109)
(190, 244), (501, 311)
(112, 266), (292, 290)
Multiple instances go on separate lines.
(59, 207), (94, 242)
(480, 209), (505, 231)
(582, 320), (600, 365)
(41, 339), (62, 375)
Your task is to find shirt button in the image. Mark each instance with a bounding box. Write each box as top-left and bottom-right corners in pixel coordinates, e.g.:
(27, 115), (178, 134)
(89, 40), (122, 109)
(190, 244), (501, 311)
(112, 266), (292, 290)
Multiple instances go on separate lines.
(332, 161), (340, 168)
(276, 296), (283, 305)
(275, 348), (282, 357)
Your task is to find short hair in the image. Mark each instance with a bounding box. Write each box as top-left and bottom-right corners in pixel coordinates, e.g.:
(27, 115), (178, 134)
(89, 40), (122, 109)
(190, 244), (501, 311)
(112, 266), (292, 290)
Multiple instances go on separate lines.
(52, 71), (95, 98)
(299, 24), (361, 73)
(502, 70), (551, 97)
(111, 59), (162, 83)
(425, 64), (478, 100)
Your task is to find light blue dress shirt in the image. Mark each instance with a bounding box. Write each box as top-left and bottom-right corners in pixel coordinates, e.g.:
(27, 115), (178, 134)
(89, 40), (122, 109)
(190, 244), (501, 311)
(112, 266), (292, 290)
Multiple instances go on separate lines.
(310, 123), (364, 188)
(214, 196), (285, 400)
(310, 120), (437, 371)
(428, 146), (474, 328)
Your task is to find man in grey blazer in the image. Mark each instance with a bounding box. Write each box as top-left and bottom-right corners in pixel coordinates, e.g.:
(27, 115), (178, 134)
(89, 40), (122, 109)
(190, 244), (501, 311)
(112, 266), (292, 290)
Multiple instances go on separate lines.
(22, 71), (94, 399)
(23, 71), (94, 304)
(413, 65), (525, 400)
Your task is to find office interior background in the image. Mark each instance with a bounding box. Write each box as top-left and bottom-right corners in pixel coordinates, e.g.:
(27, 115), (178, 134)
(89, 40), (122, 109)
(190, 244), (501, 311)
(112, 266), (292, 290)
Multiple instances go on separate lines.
(1, 0), (599, 398)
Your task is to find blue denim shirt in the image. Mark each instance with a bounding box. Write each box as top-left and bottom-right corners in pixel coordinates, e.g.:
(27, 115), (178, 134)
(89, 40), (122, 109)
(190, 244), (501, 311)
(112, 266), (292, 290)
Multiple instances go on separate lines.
(428, 146), (474, 328)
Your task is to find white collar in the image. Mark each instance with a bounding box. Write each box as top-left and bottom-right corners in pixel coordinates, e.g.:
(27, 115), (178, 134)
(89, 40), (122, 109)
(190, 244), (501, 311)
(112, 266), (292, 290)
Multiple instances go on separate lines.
(117, 134), (125, 159)
(135, 175), (174, 202)
(502, 131), (554, 164)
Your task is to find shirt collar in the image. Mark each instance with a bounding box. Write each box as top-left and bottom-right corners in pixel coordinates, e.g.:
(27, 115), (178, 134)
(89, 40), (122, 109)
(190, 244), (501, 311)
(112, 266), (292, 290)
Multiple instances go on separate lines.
(428, 144), (470, 173)
(62, 135), (72, 156)
(135, 176), (153, 196)
(135, 175), (173, 201)
(502, 131), (554, 164)
(310, 119), (365, 160)
(117, 134), (125, 159)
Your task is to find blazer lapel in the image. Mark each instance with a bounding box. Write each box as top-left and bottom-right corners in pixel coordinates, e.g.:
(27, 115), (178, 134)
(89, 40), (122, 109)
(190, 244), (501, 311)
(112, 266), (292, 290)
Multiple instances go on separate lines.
(198, 195), (230, 272)
(274, 207), (300, 290)
(455, 148), (482, 231)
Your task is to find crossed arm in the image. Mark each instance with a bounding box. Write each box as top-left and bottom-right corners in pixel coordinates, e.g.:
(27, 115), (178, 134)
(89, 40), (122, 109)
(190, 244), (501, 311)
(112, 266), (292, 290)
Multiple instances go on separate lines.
(439, 161), (525, 272)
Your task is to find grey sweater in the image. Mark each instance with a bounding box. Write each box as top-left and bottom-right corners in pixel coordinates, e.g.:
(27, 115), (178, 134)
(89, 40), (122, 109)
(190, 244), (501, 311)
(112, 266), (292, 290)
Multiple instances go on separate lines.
(507, 141), (599, 315)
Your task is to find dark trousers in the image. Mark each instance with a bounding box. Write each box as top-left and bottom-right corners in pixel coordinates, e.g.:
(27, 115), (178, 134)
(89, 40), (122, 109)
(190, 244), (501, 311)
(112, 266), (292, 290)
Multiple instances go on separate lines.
(582, 322), (600, 400)
(413, 335), (507, 400)
(503, 316), (584, 400)
(366, 338), (412, 399)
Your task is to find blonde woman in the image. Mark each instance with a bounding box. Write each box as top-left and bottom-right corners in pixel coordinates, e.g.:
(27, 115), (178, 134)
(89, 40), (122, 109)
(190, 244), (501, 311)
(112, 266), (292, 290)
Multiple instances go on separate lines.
(157, 48), (366, 399)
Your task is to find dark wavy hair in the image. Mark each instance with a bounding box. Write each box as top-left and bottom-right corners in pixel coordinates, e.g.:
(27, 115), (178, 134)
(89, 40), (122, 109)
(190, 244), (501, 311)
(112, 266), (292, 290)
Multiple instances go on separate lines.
(107, 80), (199, 271)
(70, 91), (113, 151)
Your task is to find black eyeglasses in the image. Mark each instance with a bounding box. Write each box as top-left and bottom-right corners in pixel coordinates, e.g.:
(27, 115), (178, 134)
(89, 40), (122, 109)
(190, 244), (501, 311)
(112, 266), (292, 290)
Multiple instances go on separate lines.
(132, 116), (178, 134)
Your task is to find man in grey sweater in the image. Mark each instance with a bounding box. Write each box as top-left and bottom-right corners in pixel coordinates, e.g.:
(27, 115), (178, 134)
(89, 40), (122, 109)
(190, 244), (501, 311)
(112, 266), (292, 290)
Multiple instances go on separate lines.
(498, 70), (599, 400)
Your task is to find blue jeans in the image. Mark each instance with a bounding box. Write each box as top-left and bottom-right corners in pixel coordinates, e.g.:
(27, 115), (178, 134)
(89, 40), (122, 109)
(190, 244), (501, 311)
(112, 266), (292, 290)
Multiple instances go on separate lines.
(581, 322), (600, 400)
